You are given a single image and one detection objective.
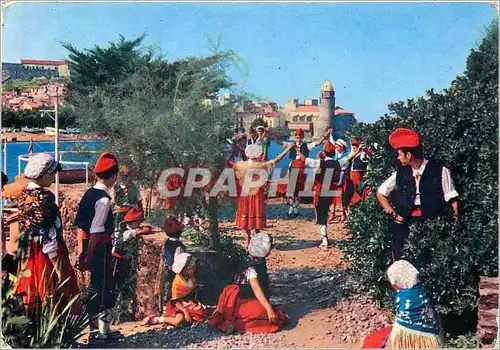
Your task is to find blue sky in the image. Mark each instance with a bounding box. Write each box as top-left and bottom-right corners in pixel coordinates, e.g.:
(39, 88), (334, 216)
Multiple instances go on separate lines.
(2, 2), (497, 122)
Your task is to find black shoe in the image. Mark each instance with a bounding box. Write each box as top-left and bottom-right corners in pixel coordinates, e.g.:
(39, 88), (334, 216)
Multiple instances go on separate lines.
(88, 336), (107, 347)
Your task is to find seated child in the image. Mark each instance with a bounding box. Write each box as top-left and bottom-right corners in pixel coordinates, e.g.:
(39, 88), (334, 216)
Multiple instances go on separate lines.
(152, 217), (187, 312)
(144, 253), (206, 327)
(362, 260), (442, 349)
(208, 232), (287, 334)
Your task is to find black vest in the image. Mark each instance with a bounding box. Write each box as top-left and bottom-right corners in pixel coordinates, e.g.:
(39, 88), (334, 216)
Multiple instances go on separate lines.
(289, 142), (310, 160)
(163, 239), (186, 267)
(238, 261), (270, 299)
(75, 188), (114, 235)
(351, 153), (368, 172)
(390, 160), (447, 220)
(314, 159), (342, 191)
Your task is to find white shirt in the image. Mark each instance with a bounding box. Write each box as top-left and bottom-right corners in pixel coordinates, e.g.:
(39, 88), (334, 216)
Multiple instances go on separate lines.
(90, 182), (112, 234)
(284, 141), (317, 159)
(304, 157), (349, 186)
(377, 159), (459, 204)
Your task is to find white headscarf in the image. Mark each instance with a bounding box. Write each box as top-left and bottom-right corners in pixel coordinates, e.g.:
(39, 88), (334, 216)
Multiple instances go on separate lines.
(245, 144), (263, 160)
(387, 259), (420, 289)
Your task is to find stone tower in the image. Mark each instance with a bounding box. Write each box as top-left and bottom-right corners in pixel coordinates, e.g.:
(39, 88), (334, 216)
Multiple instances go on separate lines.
(318, 79), (335, 137)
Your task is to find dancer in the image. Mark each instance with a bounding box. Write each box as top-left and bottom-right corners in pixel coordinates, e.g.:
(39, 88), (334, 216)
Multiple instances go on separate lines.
(234, 144), (293, 245)
(271, 128), (331, 217)
(297, 141), (359, 248)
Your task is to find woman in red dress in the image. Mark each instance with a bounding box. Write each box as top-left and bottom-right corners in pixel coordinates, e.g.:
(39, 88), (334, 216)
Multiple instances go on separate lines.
(233, 144), (293, 246)
(15, 153), (79, 311)
(208, 232), (286, 334)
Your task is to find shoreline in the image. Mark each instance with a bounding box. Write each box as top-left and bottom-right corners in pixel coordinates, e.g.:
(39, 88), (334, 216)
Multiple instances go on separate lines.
(2, 132), (102, 143)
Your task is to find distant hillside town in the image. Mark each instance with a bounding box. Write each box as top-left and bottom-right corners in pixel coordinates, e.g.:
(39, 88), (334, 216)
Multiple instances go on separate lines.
(2, 60), (356, 139)
(2, 59), (69, 111)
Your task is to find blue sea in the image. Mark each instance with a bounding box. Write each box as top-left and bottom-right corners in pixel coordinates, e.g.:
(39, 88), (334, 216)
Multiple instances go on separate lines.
(2, 140), (323, 183)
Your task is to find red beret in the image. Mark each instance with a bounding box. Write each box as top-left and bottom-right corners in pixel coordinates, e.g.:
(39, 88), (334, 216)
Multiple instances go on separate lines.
(323, 141), (336, 154)
(351, 139), (362, 146)
(389, 128), (421, 149)
(295, 128), (304, 138)
(124, 208), (144, 222)
(95, 152), (119, 173)
(164, 216), (182, 237)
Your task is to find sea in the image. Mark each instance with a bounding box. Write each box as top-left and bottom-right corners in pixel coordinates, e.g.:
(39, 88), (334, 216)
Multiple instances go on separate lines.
(1, 139), (323, 183)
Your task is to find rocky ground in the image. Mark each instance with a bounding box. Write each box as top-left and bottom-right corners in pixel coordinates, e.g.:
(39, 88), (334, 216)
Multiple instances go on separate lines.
(96, 200), (392, 349)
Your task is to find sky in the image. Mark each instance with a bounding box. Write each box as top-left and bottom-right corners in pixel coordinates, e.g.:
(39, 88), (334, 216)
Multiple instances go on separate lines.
(1, 2), (497, 122)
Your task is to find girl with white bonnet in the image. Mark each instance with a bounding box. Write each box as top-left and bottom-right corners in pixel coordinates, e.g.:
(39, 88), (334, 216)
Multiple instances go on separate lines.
(208, 232), (286, 333)
(233, 143), (293, 246)
(15, 153), (79, 311)
(362, 260), (442, 349)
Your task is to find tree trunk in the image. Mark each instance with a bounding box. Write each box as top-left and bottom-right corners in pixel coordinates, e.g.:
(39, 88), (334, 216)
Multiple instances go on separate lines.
(208, 196), (220, 249)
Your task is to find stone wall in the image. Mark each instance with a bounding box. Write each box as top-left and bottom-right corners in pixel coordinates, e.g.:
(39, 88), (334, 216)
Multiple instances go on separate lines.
(477, 277), (498, 348)
(60, 197), (222, 322)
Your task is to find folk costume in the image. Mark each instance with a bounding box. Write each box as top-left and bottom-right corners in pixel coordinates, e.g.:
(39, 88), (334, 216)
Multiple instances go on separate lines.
(362, 260), (442, 349)
(377, 128), (459, 260)
(234, 144), (290, 244)
(283, 129), (320, 217)
(75, 152), (121, 343)
(155, 217), (187, 312)
(328, 139), (349, 222)
(208, 233), (286, 334)
(343, 139), (372, 210)
(111, 208), (151, 290)
(303, 142), (347, 248)
(15, 154), (79, 311)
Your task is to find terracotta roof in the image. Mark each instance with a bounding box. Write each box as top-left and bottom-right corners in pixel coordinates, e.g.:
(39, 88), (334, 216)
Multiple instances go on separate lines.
(21, 59), (67, 66)
(297, 105), (320, 113)
(24, 101), (44, 108)
(335, 106), (354, 115)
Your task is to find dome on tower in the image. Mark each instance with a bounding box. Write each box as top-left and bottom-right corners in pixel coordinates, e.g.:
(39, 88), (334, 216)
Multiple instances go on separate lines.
(321, 79), (334, 92)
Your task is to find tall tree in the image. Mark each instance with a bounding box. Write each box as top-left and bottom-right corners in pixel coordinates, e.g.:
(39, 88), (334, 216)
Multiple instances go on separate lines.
(64, 35), (246, 248)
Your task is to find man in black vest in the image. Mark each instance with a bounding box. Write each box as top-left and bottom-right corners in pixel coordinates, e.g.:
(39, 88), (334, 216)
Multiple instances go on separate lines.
(75, 152), (121, 345)
(376, 128), (459, 260)
(298, 141), (360, 248)
(272, 128), (331, 217)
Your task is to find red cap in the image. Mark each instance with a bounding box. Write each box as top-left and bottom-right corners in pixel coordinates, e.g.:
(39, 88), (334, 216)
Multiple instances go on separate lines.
(389, 128), (421, 149)
(164, 216), (182, 237)
(323, 141), (336, 154)
(318, 151), (326, 160)
(124, 208), (144, 222)
(295, 128), (304, 138)
(95, 152), (119, 173)
(351, 139), (362, 146)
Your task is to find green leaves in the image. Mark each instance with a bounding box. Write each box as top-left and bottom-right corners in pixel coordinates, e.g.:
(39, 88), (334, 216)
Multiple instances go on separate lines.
(342, 21), (498, 336)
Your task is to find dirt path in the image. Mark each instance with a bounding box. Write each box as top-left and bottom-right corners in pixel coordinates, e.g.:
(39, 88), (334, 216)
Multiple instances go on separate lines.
(105, 201), (391, 349)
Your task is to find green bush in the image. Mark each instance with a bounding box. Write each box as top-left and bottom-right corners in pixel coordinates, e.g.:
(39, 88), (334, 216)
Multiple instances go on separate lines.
(341, 21), (498, 335)
(1, 271), (88, 348)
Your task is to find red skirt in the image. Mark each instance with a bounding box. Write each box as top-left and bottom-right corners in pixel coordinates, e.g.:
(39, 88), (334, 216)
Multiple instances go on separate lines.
(349, 171), (365, 205)
(163, 300), (207, 324)
(288, 160), (306, 197)
(362, 326), (393, 348)
(16, 241), (79, 309)
(208, 284), (286, 334)
(235, 189), (266, 230)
